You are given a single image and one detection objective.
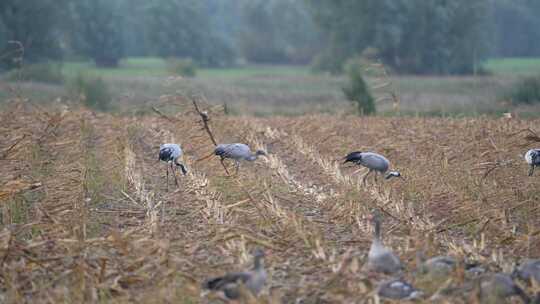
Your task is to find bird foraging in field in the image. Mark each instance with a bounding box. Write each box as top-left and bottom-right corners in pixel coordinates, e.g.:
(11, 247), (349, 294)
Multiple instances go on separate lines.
(525, 149), (540, 176)
(202, 249), (267, 300)
(513, 259), (540, 285)
(214, 143), (267, 174)
(365, 211), (403, 275)
(158, 143), (187, 191)
(343, 151), (402, 184)
(377, 278), (423, 300)
(417, 253), (457, 278)
(476, 273), (530, 304)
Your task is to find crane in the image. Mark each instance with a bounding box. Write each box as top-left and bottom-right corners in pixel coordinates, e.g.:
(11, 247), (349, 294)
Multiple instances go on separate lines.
(477, 273), (530, 304)
(202, 249), (267, 300)
(214, 143), (267, 175)
(158, 143), (187, 191)
(376, 278), (423, 300)
(365, 211), (403, 275)
(343, 151), (402, 184)
(525, 149), (540, 176)
(513, 259), (540, 284)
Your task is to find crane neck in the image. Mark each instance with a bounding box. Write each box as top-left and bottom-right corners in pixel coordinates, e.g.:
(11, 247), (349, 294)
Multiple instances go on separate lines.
(253, 256), (264, 270)
(246, 154), (258, 161)
(373, 219), (381, 241)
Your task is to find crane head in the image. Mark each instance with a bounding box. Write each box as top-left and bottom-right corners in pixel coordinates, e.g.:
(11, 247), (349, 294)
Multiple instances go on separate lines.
(252, 248), (266, 258)
(177, 163), (188, 175)
(256, 150), (267, 157)
(343, 151), (363, 164)
(385, 171), (403, 180)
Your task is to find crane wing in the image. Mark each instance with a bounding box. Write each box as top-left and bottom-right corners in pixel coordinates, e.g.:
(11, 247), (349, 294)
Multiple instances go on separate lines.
(203, 271), (251, 290)
(215, 143), (249, 159)
(361, 153), (390, 172)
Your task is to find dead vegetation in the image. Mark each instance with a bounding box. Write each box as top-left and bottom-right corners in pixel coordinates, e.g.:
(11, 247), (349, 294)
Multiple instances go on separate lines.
(1, 96), (540, 303)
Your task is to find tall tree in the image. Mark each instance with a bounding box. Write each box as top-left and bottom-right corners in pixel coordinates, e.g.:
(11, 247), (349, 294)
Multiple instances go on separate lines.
(144, 0), (234, 67)
(238, 1), (285, 63)
(69, 0), (125, 67)
(238, 0), (322, 64)
(0, 0), (68, 69)
(306, 0), (492, 74)
(492, 0), (540, 57)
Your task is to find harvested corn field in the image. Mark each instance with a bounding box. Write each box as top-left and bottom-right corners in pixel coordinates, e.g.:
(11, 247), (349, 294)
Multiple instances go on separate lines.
(1, 98), (539, 303)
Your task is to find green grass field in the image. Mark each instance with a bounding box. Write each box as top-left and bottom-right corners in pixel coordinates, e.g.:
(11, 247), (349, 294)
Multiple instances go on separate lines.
(2, 57), (540, 116)
(485, 57), (540, 75)
(62, 57), (312, 79)
(62, 56), (540, 78)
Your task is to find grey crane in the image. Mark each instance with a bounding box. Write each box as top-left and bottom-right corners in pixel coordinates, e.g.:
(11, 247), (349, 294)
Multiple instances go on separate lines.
(525, 149), (540, 176)
(202, 249), (267, 300)
(214, 143), (267, 174)
(365, 211), (403, 275)
(464, 260), (487, 279)
(477, 273), (530, 304)
(513, 259), (540, 284)
(343, 151), (402, 184)
(158, 143), (187, 191)
(377, 278), (423, 300)
(417, 252), (456, 278)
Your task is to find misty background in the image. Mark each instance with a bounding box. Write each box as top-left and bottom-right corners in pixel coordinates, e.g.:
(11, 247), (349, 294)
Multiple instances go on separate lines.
(1, 0), (540, 116)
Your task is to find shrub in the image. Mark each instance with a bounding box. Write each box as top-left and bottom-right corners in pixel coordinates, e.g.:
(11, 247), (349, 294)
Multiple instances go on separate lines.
(507, 75), (540, 105)
(342, 59), (376, 115)
(69, 74), (112, 111)
(5, 63), (64, 84)
(167, 58), (197, 77)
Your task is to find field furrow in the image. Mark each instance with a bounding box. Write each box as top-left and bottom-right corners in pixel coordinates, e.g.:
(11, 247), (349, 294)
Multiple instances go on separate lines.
(2, 101), (540, 303)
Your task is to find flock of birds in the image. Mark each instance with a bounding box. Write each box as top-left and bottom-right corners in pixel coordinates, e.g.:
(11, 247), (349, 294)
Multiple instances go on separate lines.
(158, 142), (540, 302)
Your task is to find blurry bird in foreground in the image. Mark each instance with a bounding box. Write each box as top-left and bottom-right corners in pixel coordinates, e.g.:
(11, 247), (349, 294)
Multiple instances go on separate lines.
(202, 249), (267, 300)
(365, 211), (403, 275)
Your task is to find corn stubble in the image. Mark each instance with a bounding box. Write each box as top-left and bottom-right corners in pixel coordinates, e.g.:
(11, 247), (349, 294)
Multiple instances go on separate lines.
(1, 98), (539, 303)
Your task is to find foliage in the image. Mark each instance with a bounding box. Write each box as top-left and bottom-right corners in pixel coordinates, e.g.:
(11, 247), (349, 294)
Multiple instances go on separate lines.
(492, 0), (540, 57)
(0, 0), (68, 69)
(342, 59), (376, 115)
(238, 0), (322, 64)
(167, 58), (197, 77)
(507, 75), (540, 105)
(69, 74), (112, 111)
(306, 0), (491, 75)
(5, 62), (64, 83)
(68, 0), (125, 67)
(144, 0), (234, 67)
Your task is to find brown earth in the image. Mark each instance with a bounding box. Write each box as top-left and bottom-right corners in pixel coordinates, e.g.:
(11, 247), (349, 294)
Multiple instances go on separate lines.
(1, 99), (539, 303)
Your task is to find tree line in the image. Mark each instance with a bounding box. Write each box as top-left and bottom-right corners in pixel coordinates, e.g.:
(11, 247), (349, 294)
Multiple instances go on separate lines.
(0, 0), (539, 74)
(307, 0), (540, 74)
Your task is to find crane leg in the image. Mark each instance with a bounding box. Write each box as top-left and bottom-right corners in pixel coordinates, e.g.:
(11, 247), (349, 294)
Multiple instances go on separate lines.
(235, 161), (240, 175)
(220, 158), (231, 176)
(171, 163), (179, 187)
(166, 165), (169, 192)
(362, 170), (372, 185)
(529, 165), (535, 176)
